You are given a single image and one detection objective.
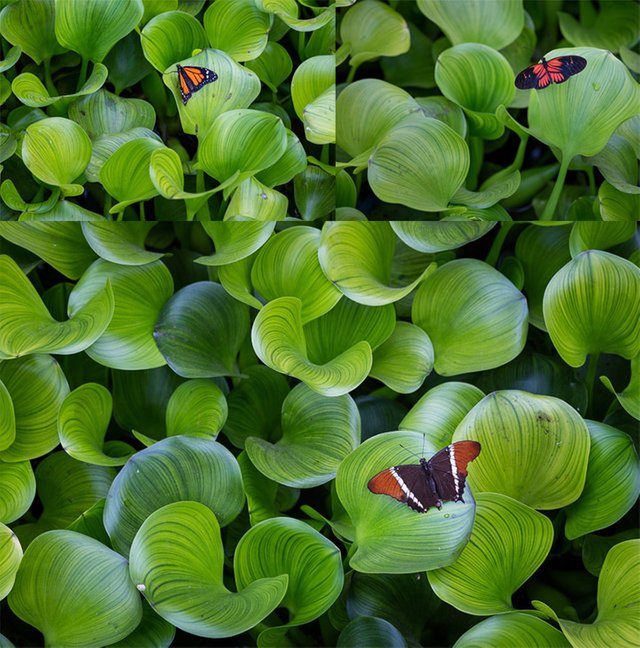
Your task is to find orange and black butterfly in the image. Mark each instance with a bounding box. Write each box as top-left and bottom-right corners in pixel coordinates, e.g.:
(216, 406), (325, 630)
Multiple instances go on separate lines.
(515, 55), (587, 90)
(176, 64), (218, 104)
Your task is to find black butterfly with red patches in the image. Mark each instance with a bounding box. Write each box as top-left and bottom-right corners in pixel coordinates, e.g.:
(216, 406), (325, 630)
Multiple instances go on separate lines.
(515, 55), (587, 90)
(368, 440), (481, 513)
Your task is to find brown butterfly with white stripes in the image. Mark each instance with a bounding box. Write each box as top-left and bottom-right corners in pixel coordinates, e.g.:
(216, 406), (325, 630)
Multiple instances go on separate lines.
(367, 440), (481, 513)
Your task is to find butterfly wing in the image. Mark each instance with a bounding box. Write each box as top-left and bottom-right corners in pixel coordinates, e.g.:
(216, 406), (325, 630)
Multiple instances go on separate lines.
(515, 62), (550, 89)
(546, 55), (587, 84)
(368, 464), (439, 512)
(428, 440), (481, 503)
(177, 65), (219, 105)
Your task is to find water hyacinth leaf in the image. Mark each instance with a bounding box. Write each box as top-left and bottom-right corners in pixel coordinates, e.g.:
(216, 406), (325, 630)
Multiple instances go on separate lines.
(501, 163), (561, 209)
(582, 530), (638, 578)
(140, 10), (208, 72)
(81, 222), (163, 265)
(224, 176), (288, 221)
(234, 517), (343, 640)
(399, 382), (485, 448)
(568, 222), (636, 257)
(417, 0), (523, 50)
(536, 539), (640, 647)
(199, 109), (287, 184)
(245, 383), (359, 488)
(196, 221), (276, 266)
(303, 84), (336, 145)
(318, 222), (435, 306)
(294, 165), (335, 221)
(203, 0), (270, 62)
(381, 21), (435, 90)
(66, 499), (110, 547)
(336, 432), (476, 573)
(528, 48), (640, 160)
(257, 0), (334, 32)
(255, 129), (307, 188)
(599, 180), (640, 222)
(453, 390), (590, 509)
(338, 616), (407, 648)
(340, 0), (409, 69)
(218, 256), (262, 310)
(130, 501), (287, 638)
(0, 460), (35, 524)
(11, 533), (138, 648)
(0, 45), (20, 74)
(369, 322), (434, 394)
(600, 354), (640, 421)
(108, 600), (176, 648)
(368, 119), (469, 212)
(104, 436), (245, 555)
(0, 0), (62, 65)
(0, 379), (15, 451)
(165, 379), (227, 439)
(336, 80), (421, 160)
(245, 42), (293, 93)
(103, 29), (154, 95)
(412, 259), (528, 376)
(68, 259), (172, 370)
(252, 226), (341, 322)
(428, 492), (553, 615)
(453, 169), (521, 209)
(251, 297), (373, 397)
(0, 355), (69, 462)
(223, 365), (290, 449)
(0, 522), (22, 600)
(435, 44), (515, 139)
(454, 613), (571, 648)
(543, 250), (640, 367)
(55, 0), (144, 62)
(564, 421), (640, 540)
(391, 222), (495, 253)
(154, 281), (249, 378)
(587, 134), (640, 196)
(21, 118), (91, 195)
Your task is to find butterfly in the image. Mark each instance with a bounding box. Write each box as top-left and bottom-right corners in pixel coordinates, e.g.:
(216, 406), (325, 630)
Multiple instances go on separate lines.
(367, 440), (481, 513)
(176, 64), (218, 105)
(515, 55), (587, 90)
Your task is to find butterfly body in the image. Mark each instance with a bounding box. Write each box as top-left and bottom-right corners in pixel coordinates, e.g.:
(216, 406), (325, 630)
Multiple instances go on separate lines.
(368, 440), (481, 513)
(515, 55), (587, 90)
(176, 64), (218, 105)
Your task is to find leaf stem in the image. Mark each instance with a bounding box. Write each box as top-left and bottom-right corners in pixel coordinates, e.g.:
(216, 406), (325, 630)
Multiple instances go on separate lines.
(541, 154), (571, 220)
(485, 222), (516, 268)
(43, 58), (57, 96)
(77, 57), (89, 91)
(346, 64), (358, 84)
(585, 353), (600, 419)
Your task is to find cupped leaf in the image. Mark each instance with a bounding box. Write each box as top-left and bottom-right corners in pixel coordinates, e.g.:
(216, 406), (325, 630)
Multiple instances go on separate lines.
(245, 383), (360, 488)
(81, 222), (163, 265)
(453, 390), (590, 509)
(0, 379), (15, 451)
(293, 164), (335, 221)
(58, 383), (133, 466)
(318, 222), (435, 306)
(252, 226), (341, 322)
(340, 0), (410, 69)
(257, 0), (334, 32)
(368, 119), (469, 212)
(235, 517), (343, 641)
(165, 379), (227, 439)
(570, 223), (637, 257)
(0, 522), (22, 600)
(255, 129), (307, 188)
(543, 250), (640, 367)
(0, 355), (69, 462)
(338, 616), (407, 648)
(565, 420), (640, 539)
(130, 501), (287, 638)
(104, 435), (244, 554)
(154, 281), (249, 378)
(8, 530), (142, 647)
(251, 297), (373, 397)
(599, 180), (640, 222)
(391, 222), (495, 253)
(108, 601), (176, 648)
(412, 259), (528, 375)
(245, 42), (293, 93)
(196, 222), (276, 266)
(68, 259), (173, 370)
(417, 0), (524, 49)
(0, 459), (35, 524)
(55, 0), (144, 63)
(586, 134), (640, 196)
(336, 431), (477, 573)
(203, 0), (270, 62)
(302, 84), (336, 145)
(428, 492), (553, 615)
(600, 354), (640, 421)
(223, 176), (288, 221)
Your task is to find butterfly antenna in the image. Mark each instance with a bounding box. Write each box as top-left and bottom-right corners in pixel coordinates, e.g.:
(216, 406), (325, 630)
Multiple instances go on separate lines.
(399, 443), (423, 461)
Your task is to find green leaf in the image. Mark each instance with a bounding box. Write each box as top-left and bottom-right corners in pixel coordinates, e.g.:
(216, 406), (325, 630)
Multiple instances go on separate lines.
(235, 516), (343, 642)
(336, 431), (477, 573)
(0, 378), (15, 451)
(302, 84), (336, 145)
(104, 436), (244, 554)
(255, 129), (307, 188)
(165, 379), (227, 438)
(599, 180), (640, 222)
(257, 0), (334, 32)
(368, 119), (469, 212)
(0, 355), (69, 462)
(390, 222), (495, 253)
(418, 0), (523, 49)
(582, 530), (638, 577)
(154, 281), (249, 378)
(428, 492), (553, 615)
(55, 0), (144, 62)
(203, 0), (270, 62)
(340, 0), (409, 69)
(81, 222), (164, 265)
(68, 259), (173, 370)
(294, 164), (335, 221)
(319, 222), (435, 306)
(245, 383), (359, 488)
(0, 522), (22, 600)
(245, 42), (293, 93)
(565, 420), (640, 539)
(453, 390), (590, 509)
(0, 459), (35, 524)
(196, 222), (276, 266)
(109, 601), (176, 648)
(338, 616), (407, 648)
(129, 501), (287, 638)
(412, 259), (528, 375)
(252, 226), (341, 322)
(58, 383), (133, 466)
(586, 134), (640, 196)
(224, 176), (288, 221)
(569, 222), (637, 257)
(600, 354), (640, 420)
(8, 530), (142, 647)
(543, 250), (640, 367)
